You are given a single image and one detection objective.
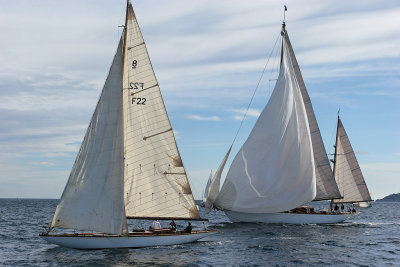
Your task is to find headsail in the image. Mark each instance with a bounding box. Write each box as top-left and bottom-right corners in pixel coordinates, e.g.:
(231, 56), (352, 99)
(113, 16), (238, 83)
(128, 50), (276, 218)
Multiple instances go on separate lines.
(203, 171), (212, 203)
(205, 146), (232, 213)
(283, 32), (342, 201)
(122, 4), (200, 220)
(214, 32), (316, 213)
(332, 117), (372, 203)
(51, 38), (127, 235)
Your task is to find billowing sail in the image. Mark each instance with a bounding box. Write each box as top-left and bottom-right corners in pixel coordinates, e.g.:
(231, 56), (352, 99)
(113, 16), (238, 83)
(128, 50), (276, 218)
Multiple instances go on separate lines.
(205, 146), (231, 213)
(122, 4), (200, 220)
(51, 38), (127, 235)
(214, 34), (316, 213)
(333, 118), (372, 203)
(284, 33), (342, 201)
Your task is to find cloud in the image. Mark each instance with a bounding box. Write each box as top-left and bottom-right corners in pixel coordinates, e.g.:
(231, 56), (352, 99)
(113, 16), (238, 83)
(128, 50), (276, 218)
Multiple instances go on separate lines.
(232, 108), (261, 121)
(187, 115), (221, 121)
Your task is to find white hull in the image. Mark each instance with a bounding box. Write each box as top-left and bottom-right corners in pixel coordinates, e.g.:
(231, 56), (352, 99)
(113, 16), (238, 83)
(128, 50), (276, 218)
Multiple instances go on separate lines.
(354, 202), (371, 208)
(40, 230), (217, 249)
(224, 210), (351, 224)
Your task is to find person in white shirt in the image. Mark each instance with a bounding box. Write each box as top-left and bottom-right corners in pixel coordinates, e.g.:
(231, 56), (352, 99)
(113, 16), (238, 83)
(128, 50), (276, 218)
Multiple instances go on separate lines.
(150, 220), (161, 230)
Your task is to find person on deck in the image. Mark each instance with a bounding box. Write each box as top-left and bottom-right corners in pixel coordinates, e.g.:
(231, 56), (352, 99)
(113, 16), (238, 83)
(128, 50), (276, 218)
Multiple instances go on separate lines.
(150, 220), (161, 230)
(340, 203), (344, 212)
(184, 222), (192, 233)
(334, 204), (339, 213)
(169, 219), (176, 231)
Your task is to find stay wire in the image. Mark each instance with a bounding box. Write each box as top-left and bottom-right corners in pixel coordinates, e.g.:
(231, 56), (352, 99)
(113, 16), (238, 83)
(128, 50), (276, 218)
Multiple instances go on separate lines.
(231, 32), (281, 146)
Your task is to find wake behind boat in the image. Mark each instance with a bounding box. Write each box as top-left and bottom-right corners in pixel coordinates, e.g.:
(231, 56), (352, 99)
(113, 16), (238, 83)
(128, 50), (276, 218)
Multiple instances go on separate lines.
(40, 1), (216, 249)
(205, 8), (370, 224)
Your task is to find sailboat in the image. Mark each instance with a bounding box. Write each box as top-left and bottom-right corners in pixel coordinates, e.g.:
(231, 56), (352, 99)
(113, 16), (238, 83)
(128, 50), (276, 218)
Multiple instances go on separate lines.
(40, 1), (216, 249)
(331, 115), (372, 209)
(205, 14), (353, 224)
(201, 171), (212, 207)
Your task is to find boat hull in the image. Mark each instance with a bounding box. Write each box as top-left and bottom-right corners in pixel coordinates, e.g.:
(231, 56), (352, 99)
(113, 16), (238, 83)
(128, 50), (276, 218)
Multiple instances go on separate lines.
(224, 210), (351, 224)
(40, 230), (217, 249)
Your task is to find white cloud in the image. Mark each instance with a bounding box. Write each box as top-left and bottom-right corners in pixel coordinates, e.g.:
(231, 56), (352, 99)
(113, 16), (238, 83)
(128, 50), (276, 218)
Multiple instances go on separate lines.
(231, 108), (261, 121)
(187, 115), (221, 121)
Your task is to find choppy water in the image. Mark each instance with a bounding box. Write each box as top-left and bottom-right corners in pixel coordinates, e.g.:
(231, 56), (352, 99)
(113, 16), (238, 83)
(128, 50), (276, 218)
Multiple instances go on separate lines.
(0, 199), (399, 266)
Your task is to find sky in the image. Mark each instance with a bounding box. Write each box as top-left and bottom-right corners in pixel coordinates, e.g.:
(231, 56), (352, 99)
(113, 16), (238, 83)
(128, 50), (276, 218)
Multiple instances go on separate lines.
(0, 0), (399, 200)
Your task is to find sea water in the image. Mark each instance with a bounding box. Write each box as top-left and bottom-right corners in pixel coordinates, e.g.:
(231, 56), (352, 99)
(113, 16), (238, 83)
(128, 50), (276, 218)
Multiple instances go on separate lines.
(0, 199), (399, 266)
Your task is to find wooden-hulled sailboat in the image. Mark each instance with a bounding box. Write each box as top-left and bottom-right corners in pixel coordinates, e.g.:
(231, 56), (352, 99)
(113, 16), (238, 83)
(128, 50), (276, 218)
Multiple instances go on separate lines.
(40, 1), (216, 249)
(331, 115), (372, 208)
(206, 14), (352, 224)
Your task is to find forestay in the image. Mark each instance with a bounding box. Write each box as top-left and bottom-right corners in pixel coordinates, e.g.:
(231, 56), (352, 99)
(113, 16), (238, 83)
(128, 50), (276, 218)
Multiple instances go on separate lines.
(214, 35), (316, 213)
(122, 5), (199, 219)
(51, 39), (127, 235)
(333, 118), (372, 203)
(284, 33), (342, 201)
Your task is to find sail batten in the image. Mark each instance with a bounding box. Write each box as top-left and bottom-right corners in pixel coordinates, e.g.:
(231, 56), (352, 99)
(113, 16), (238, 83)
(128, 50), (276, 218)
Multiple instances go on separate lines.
(122, 3), (199, 219)
(283, 32), (342, 201)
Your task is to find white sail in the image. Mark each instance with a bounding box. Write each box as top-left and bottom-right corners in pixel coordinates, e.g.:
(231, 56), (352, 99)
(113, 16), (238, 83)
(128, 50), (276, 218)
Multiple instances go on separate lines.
(333, 118), (372, 203)
(214, 35), (316, 213)
(122, 4), (200, 220)
(51, 38), (127, 235)
(203, 171), (212, 202)
(283, 33), (342, 201)
(205, 146), (231, 212)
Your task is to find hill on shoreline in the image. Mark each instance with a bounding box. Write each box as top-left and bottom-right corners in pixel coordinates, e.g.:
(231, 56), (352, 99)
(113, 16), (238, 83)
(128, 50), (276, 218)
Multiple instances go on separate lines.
(376, 193), (400, 202)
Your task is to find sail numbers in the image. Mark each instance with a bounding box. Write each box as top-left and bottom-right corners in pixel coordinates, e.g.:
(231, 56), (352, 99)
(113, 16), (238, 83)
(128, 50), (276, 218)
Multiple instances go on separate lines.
(129, 82), (144, 90)
(132, 60), (137, 69)
(132, 97), (146, 105)
(129, 81), (146, 105)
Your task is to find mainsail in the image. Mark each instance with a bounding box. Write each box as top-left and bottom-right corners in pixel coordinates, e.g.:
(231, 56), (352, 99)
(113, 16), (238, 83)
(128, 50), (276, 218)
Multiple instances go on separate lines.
(122, 4), (200, 220)
(283, 33), (342, 201)
(50, 38), (127, 235)
(332, 117), (372, 203)
(213, 32), (316, 213)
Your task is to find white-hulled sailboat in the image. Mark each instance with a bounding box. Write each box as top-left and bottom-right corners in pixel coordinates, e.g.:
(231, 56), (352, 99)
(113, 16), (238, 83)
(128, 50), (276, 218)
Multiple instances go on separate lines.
(201, 171), (212, 207)
(331, 115), (372, 208)
(40, 1), (216, 249)
(206, 13), (353, 224)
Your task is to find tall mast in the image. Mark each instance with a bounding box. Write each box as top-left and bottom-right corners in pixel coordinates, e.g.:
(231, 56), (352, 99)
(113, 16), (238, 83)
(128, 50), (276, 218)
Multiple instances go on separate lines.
(280, 5), (287, 66)
(122, 0), (130, 73)
(330, 109), (340, 210)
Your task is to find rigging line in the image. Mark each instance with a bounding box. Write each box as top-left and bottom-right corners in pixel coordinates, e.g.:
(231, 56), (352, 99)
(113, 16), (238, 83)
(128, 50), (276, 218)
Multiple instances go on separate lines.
(231, 32), (281, 145)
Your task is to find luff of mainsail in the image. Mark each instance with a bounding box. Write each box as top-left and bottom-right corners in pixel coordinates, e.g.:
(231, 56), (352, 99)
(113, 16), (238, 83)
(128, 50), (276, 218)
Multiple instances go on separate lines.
(283, 31), (342, 201)
(332, 117), (372, 203)
(50, 38), (127, 235)
(214, 32), (316, 213)
(122, 4), (200, 220)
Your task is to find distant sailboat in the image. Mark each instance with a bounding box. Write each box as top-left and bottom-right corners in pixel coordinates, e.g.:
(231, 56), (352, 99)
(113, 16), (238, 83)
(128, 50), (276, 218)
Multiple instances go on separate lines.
(331, 116), (372, 209)
(206, 12), (352, 224)
(40, 1), (216, 249)
(201, 171), (212, 207)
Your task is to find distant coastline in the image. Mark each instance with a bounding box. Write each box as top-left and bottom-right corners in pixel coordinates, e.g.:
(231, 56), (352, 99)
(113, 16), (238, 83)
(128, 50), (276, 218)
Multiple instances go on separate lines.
(376, 193), (400, 202)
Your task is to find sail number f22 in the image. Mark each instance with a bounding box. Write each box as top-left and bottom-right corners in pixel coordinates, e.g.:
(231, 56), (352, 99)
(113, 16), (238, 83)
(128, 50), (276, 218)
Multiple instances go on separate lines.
(129, 82), (144, 90)
(132, 97), (146, 105)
